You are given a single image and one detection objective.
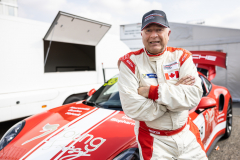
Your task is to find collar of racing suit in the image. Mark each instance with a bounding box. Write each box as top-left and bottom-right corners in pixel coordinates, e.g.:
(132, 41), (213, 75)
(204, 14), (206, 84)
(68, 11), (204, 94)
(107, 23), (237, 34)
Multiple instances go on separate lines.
(144, 47), (167, 61)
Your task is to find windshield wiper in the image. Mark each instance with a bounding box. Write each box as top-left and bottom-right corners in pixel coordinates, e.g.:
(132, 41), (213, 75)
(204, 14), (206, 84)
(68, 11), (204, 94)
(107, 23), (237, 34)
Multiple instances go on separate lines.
(84, 100), (102, 108)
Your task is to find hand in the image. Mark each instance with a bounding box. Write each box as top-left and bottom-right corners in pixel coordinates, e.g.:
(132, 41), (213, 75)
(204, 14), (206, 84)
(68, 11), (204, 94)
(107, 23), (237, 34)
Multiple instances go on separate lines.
(138, 86), (150, 98)
(175, 75), (195, 86)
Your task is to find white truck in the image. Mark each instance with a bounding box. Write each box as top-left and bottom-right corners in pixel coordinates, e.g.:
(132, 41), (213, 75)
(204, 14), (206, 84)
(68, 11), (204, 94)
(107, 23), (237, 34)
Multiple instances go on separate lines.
(0, 11), (130, 122)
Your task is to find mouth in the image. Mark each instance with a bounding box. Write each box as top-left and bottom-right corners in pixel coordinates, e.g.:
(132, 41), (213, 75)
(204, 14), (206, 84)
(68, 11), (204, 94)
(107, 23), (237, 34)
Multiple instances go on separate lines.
(150, 41), (160, 44)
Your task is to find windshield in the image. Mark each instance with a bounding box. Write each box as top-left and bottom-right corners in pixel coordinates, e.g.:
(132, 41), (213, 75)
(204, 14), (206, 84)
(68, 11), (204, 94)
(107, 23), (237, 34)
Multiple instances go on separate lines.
(86, 75), (122, 111)
(87, 74), (206, 112)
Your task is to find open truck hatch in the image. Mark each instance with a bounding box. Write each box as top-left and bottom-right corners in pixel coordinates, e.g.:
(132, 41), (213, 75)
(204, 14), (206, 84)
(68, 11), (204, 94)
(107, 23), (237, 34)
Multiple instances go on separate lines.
(44, 11), (111, 73)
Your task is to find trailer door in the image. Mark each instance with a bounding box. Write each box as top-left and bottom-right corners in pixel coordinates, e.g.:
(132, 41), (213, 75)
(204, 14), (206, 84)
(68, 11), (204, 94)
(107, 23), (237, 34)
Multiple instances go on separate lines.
(44, 11), (111, 72)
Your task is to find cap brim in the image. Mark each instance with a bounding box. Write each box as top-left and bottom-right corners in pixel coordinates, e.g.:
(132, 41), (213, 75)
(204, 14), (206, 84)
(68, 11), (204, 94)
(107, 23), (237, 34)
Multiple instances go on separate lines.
(141, 22), (168, 31)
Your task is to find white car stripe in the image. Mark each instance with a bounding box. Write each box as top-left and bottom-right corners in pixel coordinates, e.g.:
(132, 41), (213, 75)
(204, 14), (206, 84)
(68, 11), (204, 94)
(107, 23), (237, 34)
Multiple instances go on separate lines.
(24, 109), (116, 160)
(54, 111), (119, 160)
(204, 121), (226, 149)
(20, 108), (98, 160)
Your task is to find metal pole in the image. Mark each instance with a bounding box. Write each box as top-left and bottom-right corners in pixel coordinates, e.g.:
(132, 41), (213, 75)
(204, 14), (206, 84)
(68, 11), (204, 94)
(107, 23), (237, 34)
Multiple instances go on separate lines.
(102, 63), (106, 82)
(44, 22), (57, 66)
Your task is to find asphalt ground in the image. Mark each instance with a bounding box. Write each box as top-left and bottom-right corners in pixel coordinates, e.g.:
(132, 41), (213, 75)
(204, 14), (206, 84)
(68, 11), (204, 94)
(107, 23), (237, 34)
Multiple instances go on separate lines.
(0, 103), (240, 159)
(208, 102), (240, 160)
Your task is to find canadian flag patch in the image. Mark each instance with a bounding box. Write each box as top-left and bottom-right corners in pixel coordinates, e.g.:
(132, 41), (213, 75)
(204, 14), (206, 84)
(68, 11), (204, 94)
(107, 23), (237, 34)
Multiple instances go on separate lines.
(165, 71), (179, 80)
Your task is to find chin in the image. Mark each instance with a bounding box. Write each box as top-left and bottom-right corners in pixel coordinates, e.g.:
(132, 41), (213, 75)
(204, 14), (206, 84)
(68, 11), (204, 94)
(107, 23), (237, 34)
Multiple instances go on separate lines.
(150, 49), (163, 54)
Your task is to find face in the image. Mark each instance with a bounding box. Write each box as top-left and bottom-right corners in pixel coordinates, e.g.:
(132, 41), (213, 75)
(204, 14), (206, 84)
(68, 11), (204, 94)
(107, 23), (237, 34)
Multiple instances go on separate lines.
(141, 24), (171, 54)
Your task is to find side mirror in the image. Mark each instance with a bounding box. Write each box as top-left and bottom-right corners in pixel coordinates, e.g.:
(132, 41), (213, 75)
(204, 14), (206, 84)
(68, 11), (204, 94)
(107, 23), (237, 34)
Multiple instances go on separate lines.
(197, 97), (216, 110)
(88, 88), (96, 97)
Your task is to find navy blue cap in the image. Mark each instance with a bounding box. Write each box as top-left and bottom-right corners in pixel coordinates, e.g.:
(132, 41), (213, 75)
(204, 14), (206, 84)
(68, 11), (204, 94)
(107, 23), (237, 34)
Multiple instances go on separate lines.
(141, 10), (170, 30)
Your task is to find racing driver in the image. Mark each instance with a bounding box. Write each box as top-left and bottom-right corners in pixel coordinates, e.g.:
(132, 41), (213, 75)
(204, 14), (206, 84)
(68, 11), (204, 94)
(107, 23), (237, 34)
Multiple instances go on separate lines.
(118, 10), (208, 160)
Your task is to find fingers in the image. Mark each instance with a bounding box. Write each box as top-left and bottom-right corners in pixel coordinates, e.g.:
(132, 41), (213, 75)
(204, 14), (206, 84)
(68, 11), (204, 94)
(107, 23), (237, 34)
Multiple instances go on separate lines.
(184, 76), (195, 85)
(175, 75), (195, 86)
(175, 75), (187, 86)
(175, 75), (189, 86)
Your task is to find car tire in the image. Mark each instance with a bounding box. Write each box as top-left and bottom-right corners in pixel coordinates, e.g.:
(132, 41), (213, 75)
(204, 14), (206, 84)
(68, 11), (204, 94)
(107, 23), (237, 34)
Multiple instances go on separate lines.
(222, 100), (232, 139)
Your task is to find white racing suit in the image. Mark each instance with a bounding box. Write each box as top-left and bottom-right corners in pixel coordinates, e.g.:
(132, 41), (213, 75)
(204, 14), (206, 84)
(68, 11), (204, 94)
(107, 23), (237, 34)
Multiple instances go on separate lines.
(118, 47), (208, 160)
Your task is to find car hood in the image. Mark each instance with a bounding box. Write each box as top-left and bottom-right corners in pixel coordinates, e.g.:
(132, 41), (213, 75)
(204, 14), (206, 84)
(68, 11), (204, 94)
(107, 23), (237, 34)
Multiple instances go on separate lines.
(0, 102), (136, 160)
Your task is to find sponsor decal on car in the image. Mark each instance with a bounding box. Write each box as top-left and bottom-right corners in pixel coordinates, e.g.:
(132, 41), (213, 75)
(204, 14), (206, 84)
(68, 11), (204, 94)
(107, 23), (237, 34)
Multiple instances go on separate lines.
(193, 114), (205, 141)
(65, 106), (90, 117)
(204, 121), (226, 150)
(110, 115), (135, 126)
(22, 123), (60, 146)
(111, 118), (135, 126)
(20, 109), (119, 160)
(58, 133), (106, 160)
(103, 77), (118, 86)
(217, 113), (225, 119)
(192, 54), (217, 61)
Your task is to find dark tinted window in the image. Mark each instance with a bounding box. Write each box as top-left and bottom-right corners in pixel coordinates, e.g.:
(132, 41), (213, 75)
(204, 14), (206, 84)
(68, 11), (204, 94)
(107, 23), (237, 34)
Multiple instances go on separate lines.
(86, 75), (122, 111)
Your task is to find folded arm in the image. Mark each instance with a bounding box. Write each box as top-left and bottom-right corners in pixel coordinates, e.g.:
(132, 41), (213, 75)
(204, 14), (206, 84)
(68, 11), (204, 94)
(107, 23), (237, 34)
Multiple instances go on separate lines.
(138, 56), (203, 112)
(118, 62), (167, 121)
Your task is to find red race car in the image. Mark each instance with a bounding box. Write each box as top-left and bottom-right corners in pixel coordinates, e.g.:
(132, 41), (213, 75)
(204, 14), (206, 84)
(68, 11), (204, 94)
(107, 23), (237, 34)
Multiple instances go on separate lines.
(0, 51), (232, 160)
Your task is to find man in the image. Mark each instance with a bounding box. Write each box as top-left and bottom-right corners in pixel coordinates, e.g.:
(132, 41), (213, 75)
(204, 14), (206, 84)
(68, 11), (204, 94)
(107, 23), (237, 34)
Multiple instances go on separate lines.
(118, 10), (207, 160)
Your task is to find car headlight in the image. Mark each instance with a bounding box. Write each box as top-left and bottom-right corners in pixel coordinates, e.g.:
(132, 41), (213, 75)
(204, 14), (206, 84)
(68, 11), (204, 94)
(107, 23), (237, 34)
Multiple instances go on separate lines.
(113, 148), (140, 160)
(0, 120), (25, 151)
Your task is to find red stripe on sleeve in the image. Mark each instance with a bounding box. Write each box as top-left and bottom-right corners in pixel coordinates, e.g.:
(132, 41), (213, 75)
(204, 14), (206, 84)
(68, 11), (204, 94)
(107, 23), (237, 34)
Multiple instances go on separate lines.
(118, 48), (144, 74)
(119, 56), (135, 74)
(148, 85), (159, 101)
(179, 51), (191, 66)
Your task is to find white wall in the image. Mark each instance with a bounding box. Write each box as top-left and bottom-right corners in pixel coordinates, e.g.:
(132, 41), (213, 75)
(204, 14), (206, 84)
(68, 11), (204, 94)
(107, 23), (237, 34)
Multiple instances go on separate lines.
(96, 34), (131, 82)
(0, 15), (131, 95)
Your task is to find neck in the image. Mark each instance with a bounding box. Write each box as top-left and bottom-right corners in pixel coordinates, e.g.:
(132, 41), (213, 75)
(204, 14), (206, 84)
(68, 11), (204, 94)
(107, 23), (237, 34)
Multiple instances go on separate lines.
(146, 48), (166, 55)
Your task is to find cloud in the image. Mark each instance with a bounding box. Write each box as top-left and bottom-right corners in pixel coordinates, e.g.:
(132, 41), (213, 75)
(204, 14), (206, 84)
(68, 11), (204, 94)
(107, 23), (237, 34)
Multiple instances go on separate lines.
(18, 0), (67, 22)
(18, 0), (162, 35)
(205, 6), (240, 29)
(88, 0), (162, 22)
(78, 0), (162, 35)
(171, 0), (201, 11)
(89, 0), (161, 15)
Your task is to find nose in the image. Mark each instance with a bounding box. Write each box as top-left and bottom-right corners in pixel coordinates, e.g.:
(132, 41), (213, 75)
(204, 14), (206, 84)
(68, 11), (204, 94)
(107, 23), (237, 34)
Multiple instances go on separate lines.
(150, 30), (158, 38)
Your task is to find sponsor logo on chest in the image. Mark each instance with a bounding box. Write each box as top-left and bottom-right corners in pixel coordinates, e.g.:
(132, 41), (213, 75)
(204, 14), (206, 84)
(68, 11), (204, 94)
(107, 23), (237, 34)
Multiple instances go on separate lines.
(163, 60), (180, 80)
(165, 71), (179, 80)
(163, 61), (179, 70)
(142, 73), (158, 79)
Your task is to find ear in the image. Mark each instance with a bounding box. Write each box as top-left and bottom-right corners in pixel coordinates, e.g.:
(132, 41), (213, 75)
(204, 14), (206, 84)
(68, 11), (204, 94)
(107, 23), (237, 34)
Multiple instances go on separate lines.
(168, 30), (171, 36)
(141, 32), (142, 36)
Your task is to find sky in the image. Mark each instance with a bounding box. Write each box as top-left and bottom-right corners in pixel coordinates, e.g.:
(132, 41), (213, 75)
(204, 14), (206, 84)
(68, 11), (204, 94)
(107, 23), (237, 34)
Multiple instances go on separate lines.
(18, 0), (240, 36)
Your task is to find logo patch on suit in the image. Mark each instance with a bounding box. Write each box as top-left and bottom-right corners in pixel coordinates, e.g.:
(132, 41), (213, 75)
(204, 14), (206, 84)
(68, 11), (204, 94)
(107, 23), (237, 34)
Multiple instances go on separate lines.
(163, 60), (180, 80)
(165, 71), (179, 80)
(163, 61), (179, 70)
(142, 73), (157, 79)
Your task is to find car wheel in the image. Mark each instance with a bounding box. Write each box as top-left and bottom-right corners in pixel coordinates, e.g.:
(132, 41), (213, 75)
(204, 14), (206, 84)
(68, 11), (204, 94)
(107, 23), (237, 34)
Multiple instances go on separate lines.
(222, 100), (232, 139)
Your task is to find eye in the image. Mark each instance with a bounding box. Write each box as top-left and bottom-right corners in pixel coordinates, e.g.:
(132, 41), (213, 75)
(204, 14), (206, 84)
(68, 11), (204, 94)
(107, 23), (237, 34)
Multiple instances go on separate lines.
(146, 29), (151, 33)
(157, 29), (163, 32)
